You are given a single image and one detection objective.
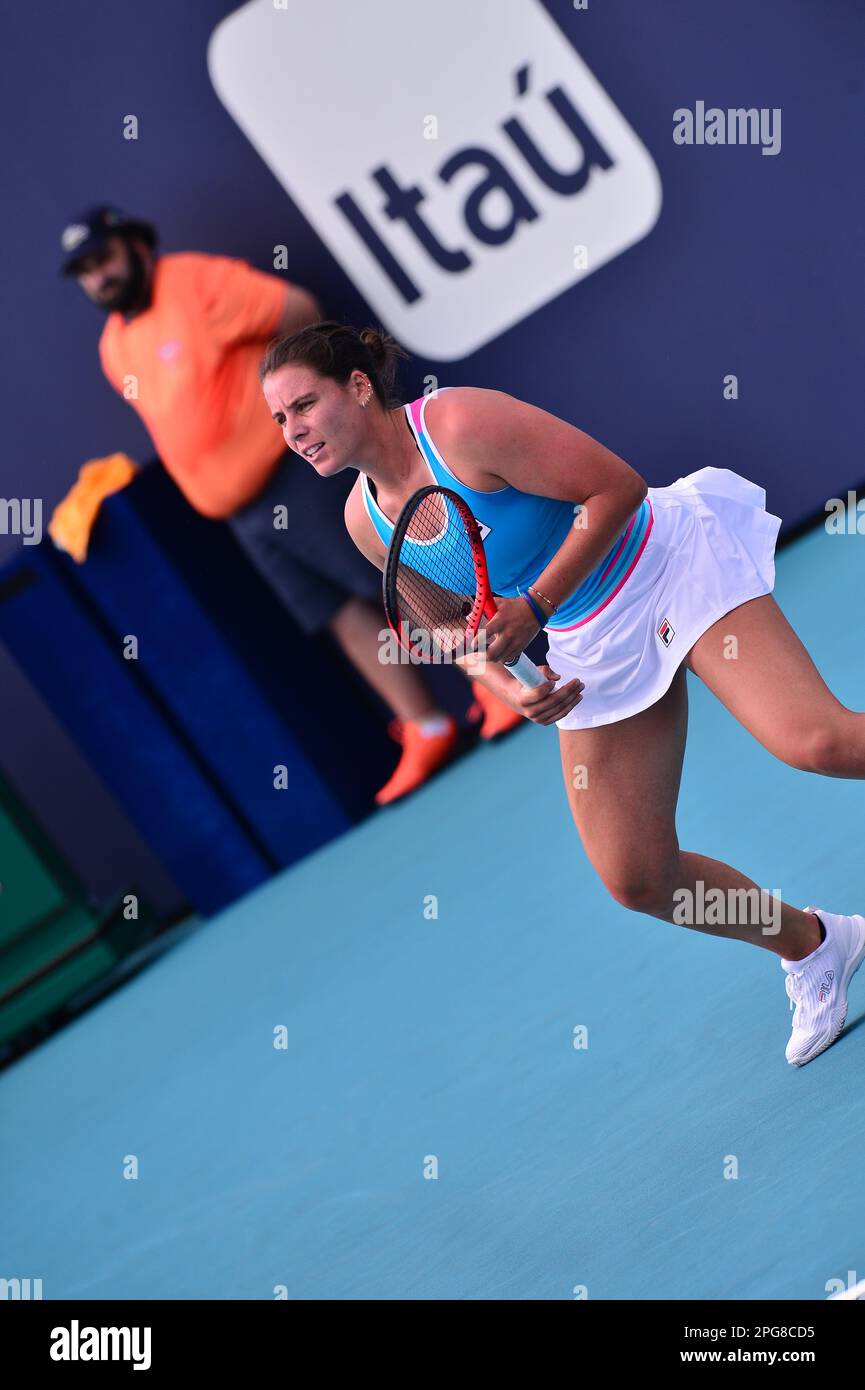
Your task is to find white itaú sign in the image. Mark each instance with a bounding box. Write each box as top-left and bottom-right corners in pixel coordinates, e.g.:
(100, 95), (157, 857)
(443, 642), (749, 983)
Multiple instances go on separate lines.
(208, 0), (662, 361)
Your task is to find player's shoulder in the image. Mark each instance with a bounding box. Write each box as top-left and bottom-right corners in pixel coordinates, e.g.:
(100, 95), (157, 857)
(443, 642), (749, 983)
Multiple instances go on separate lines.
(423, 386), (515, 442)
(344, 474), (386, 567)
(344, 471), (364, 522)
(344, 470), (372, 531)
(423, 389), (525, 477)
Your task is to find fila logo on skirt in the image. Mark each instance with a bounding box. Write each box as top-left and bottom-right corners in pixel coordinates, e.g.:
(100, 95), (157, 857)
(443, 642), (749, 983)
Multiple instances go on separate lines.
(657, 617), (675, 647)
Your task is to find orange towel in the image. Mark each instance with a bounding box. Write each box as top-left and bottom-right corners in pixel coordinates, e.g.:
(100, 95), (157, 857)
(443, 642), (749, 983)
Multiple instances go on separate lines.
(48, 453), (138, 563)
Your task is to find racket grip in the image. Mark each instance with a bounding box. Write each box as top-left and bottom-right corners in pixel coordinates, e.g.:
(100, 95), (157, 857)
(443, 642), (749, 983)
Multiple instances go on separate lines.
(503, 651), (548, 688)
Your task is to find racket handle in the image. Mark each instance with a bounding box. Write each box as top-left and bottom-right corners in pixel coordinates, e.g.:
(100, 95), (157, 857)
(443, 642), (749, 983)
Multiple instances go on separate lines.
(503, 651), (548, 688)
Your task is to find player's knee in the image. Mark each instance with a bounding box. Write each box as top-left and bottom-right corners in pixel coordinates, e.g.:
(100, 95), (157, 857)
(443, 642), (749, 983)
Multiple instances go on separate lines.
(603, 859), (678, 913)
(793, 719), (850, 776)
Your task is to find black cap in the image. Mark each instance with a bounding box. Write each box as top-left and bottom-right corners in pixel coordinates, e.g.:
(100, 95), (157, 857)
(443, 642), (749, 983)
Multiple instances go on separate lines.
(59, 205), (157, 276)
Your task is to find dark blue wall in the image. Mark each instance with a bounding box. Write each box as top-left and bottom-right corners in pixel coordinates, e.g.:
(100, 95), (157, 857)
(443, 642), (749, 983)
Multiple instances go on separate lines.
(1, 0), (863, 568)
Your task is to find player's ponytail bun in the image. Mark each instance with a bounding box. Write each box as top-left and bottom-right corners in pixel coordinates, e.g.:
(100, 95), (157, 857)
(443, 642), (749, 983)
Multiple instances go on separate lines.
(260, 320), (410, 409)
(358, 327), (410, 404)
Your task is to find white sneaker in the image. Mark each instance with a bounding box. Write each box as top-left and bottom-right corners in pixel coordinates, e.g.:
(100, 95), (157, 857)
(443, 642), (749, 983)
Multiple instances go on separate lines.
(782, 907), (865, 1066)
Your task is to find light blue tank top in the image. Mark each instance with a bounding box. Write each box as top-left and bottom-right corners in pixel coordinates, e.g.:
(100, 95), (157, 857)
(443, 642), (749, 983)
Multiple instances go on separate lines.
(361, 388), (653, 630)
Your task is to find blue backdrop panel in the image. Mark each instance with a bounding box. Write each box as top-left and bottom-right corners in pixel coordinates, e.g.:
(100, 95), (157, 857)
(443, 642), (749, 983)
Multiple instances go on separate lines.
(2, 0), (863, 574)
(117, 462), (411, 819)
(64, 476), (351, 863)
(0, 552), (270, 915)
(0, 641), (186, 919)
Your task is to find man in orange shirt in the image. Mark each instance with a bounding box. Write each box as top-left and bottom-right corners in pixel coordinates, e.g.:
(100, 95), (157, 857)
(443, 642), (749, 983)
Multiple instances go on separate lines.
(61, 206), (521, 804)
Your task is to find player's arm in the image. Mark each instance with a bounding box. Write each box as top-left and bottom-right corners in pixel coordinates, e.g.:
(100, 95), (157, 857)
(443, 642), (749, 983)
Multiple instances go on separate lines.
(344, 479), (387, 572)
(429, 387), (647, 619)
(428, 386), (646, 502)
(343, 480), (535, 707)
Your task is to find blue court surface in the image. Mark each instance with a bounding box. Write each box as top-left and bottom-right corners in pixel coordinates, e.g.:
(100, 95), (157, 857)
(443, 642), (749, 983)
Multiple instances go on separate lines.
(2, 520), (864, 1300)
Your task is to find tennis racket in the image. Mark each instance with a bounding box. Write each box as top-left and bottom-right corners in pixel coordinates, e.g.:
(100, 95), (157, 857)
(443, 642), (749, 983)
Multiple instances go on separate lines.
(382, 485), (547, 688)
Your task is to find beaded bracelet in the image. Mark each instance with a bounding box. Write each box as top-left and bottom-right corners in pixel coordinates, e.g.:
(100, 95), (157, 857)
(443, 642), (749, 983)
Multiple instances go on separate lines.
(528, 583), (559, 615)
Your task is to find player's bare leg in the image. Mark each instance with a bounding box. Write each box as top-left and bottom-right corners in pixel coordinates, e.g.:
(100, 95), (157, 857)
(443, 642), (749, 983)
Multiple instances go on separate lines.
(557, 666), (823, 960)
(684, 593), (865, 777)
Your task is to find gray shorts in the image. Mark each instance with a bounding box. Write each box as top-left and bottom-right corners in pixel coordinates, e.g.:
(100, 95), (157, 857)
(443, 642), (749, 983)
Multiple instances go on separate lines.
(226, 451), (383, 635)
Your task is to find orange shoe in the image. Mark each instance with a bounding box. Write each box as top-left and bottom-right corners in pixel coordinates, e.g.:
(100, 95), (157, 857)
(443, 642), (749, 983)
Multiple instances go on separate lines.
(467, 680), (525, 740)
(374, 715), (462, 806)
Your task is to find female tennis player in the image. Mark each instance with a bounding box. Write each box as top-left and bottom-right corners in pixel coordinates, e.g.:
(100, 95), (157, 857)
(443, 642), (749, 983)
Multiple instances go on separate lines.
(260, 321), (865, 1068)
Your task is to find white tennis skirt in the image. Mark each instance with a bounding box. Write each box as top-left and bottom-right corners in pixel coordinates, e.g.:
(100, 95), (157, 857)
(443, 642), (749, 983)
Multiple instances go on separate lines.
(546, 466), (783, 730)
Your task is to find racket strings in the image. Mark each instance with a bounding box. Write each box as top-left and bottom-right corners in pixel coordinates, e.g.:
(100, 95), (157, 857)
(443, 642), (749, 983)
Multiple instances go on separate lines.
(391, 491), (481, 657)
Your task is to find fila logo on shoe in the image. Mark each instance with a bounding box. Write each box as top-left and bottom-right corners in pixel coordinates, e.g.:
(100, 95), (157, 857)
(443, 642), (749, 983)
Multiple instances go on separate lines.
(818, 969), (834, 1003)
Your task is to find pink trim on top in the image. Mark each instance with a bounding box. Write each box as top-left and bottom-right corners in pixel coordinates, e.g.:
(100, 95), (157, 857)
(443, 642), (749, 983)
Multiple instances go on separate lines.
(408, 395), (425, 435)
(410, 392), (509, 494)
(547, 500), (654, 632)
(598, 510), (638, 585)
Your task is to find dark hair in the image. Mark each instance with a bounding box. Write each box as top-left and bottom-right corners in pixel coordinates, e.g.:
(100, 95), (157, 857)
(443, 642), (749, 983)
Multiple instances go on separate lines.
(258, 321), (410, 410)
(118, 220), (157, 251)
